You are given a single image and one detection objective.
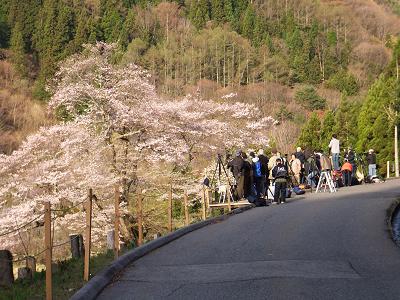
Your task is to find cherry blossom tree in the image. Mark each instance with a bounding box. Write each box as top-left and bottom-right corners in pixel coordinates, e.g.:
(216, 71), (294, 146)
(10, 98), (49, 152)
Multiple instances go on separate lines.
(0, 43), (275, 254)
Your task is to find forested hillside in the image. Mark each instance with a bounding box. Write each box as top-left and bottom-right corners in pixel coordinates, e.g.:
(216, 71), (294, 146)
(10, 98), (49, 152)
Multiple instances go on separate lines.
(0, 0), (399, 169)
(0, 2), (399, 288)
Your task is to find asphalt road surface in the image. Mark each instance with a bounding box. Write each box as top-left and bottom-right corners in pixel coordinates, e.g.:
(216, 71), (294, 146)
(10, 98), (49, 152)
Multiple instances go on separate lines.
(98, 179), (400, 300)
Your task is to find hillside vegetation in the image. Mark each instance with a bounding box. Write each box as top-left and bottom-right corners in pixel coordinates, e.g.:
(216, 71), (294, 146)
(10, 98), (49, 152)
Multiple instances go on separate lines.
(0, 3), (399, 294)
(0, 0), (399, 152)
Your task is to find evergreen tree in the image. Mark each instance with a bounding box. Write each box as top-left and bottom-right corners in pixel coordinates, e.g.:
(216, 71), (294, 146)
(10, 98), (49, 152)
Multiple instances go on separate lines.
(210, 0), (224, 24)
(0, 1), (10, 48)
(326, 70), (359, 95)
(32, 0), (58, 99)
(54, 2), (75, 60)
(119, 9), (136, 49)
(100, 0), (124, 42)
(298, 112), (322, 151)
(357, 76), (397, 174)
(334, 93), (358, 149)
(320, 111), (336, 152)
(88, 17), (101, 44)
(295, 86), (326, 110)
(190, 0), (210, 30)
(241, 4), (255, 39)
(224, 0), (235, 24)
(10, 21), (27, 76)
(253, 17), (266, 47)
(73, 7), (91, 52)
(8, 0), (41, 51)
(235, 0), (249, 16)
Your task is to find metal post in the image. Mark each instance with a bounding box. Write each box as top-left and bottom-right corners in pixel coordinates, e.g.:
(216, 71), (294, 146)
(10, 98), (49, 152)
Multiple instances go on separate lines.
(44, 202), (52, 300)
(84, 189), (92, 281)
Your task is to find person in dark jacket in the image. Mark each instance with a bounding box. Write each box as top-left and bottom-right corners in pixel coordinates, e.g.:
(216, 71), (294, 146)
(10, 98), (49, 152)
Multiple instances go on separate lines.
(241, 152), (253, 199)
(305, 154), (320, 188)
(295, 147), (306, 183)
(345, 147), (357, 177)
(257, 149), (269, 196)
(366, 149), (377, 177)
(227, 150), (245, 199)
(271, 158), (288, 204)
(295, 147), (306, 165)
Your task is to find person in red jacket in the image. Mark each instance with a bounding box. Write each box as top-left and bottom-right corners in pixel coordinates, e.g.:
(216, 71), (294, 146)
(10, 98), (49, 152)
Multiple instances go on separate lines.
(341, 159), (353, 187)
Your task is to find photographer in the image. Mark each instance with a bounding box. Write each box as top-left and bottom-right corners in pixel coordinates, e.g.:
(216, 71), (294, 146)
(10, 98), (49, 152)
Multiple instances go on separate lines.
(305, 152), (320, 188)
(366, 149), (377, 177)
(289, 153), (301, 185)
(227, 150), (245, 199)
(271, 158), (289, 204)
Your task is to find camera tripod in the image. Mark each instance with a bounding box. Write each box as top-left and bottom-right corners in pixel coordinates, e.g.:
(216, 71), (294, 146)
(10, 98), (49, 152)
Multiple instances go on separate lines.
(210, 154), (234, 203)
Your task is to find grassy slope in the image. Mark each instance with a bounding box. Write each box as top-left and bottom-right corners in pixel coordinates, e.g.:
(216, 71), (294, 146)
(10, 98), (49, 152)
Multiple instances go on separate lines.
(0, 251), (115, 300)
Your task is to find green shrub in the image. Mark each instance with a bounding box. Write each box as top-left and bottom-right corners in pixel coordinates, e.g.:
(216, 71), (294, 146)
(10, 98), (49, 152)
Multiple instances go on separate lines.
(295, 86), (326, 110)
(326, 70), (359, 95)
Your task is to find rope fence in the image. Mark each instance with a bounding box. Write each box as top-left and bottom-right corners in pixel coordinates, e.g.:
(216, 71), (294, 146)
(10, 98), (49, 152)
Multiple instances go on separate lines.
(0, 183), (231, 299)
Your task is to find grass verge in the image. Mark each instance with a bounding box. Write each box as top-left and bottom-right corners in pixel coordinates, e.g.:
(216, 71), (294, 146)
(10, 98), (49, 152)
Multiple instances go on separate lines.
(0, 250), (116, 300)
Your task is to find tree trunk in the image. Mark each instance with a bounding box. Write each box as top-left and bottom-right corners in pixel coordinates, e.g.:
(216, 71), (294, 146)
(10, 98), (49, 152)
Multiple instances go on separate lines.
(0, 250), (14, 287)
(70, 234), (84, 258)
(18, 267), (32, 281)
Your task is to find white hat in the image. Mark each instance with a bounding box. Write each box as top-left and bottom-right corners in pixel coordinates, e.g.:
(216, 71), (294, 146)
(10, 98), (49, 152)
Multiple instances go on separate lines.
(368, 149), (374, 153)
(296, 147), (302, 152)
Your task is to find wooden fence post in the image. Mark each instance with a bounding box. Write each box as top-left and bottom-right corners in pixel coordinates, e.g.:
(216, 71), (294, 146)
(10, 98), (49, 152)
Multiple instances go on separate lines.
(168, 184), (173, 232)
(227, 187), (232, 212)
(44, 201), (52, 300)
(114, 186), (120, 259)
(84, 189), (92, 281)
(205, 188), (210, 217)
(184, 190), (189, 226)
(201, 187), (206, 220)
(137, 191), (143, 246)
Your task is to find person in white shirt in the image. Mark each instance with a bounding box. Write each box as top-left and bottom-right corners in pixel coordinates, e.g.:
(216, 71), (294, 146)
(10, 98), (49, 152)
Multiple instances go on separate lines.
(328, 134), (340, 170)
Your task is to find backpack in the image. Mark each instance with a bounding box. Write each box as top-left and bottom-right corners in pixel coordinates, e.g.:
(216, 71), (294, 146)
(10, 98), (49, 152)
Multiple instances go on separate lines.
(275, 166), (288, 178)
(293, 186), (305, 195)
(254, 161), (262, 177)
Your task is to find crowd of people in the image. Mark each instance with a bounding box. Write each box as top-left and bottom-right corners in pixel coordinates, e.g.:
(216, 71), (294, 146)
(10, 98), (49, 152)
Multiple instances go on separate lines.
(225, 134), (380, 206)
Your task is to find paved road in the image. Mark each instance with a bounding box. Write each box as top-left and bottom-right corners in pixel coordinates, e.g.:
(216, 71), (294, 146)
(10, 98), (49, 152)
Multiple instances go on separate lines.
(98, 179), (400, 300)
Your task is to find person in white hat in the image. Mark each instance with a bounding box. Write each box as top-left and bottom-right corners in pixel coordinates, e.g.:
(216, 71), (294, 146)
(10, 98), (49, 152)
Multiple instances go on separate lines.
(366, 149), (377, 177)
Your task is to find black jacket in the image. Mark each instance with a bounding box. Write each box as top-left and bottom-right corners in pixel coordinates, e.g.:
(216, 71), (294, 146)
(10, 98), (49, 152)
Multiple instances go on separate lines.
(305, 157), (319, 175)
(366, 153), (376, 165)
(258, 154), (269, 176)
(346, 151), (356, 163)
(272, 163), (288, 179)
(295, 151), (306, 165)
(227, 156), (245, 179)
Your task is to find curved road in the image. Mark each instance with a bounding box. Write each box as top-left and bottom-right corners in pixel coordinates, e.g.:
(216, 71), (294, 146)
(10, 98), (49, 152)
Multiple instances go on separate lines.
(98, 179), (400, 300)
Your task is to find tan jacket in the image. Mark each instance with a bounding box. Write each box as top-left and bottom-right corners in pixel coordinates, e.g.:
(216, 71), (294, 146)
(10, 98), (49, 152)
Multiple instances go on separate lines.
(320, 155), (332, 171)
(289, 158), (301, 175)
